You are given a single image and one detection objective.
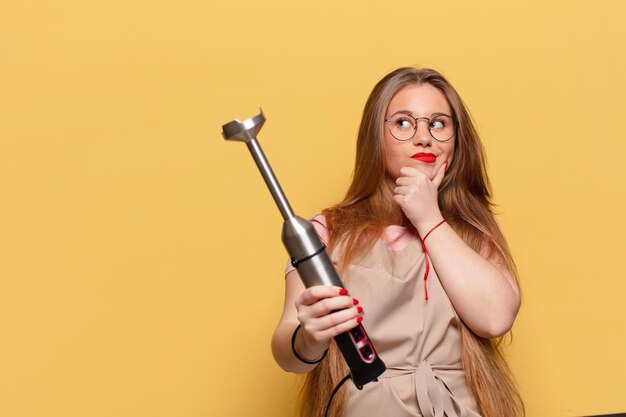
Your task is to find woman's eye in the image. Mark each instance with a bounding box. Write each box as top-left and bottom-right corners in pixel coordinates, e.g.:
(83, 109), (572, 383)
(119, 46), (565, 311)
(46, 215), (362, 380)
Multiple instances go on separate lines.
(430, 119), (445, 129)
(396, 118), (413, 130)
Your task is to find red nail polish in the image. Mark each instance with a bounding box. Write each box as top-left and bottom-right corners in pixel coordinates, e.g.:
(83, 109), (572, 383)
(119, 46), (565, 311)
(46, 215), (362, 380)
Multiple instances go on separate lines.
(357, 317), (363, 323)
(352, 298), (359, 305)
(339, 289), (348, 296)
(357, 306), (363, 313)
(445, 161), (449, 170)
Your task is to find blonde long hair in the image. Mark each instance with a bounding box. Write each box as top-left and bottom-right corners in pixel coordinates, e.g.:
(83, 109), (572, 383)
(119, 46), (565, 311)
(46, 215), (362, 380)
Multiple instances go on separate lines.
(299, 67), (524, 417)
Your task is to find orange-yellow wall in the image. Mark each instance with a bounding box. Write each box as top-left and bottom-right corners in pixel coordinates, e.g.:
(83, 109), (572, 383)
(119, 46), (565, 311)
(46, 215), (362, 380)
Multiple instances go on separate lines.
(1, 1), (625, 416)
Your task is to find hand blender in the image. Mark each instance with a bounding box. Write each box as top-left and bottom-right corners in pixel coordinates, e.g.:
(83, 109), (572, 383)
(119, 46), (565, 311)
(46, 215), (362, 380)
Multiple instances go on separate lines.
(221, 110), (386, 388)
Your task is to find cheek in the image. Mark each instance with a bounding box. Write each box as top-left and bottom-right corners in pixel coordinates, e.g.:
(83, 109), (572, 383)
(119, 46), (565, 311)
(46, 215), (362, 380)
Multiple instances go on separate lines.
(443, 142), (456, 161)
(383, 134), (399, 175)
(384, 149), (403, 179)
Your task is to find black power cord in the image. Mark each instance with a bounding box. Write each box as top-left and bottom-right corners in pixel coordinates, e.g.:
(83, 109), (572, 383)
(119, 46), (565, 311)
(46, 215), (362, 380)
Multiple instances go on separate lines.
(324, 374), (352, 417)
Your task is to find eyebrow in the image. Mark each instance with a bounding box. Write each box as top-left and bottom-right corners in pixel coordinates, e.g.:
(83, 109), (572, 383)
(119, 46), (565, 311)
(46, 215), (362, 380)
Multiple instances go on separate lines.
(387, 110), (451, 118)
(391, 110), (414, 117)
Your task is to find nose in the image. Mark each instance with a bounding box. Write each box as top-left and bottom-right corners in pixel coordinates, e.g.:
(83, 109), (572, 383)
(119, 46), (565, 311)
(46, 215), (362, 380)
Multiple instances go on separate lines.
(411, 118), (432, 146)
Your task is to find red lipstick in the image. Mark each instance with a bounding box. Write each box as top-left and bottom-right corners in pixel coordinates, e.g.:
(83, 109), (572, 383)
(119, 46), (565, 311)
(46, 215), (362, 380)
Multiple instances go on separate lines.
(411, 152), (436, 163)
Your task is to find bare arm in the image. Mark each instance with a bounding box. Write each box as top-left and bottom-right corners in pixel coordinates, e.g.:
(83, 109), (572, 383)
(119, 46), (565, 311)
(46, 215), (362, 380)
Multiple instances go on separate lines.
(394, 164), (520, 338)
(271, 270), (363, 373)
(417, 221), (520, 338)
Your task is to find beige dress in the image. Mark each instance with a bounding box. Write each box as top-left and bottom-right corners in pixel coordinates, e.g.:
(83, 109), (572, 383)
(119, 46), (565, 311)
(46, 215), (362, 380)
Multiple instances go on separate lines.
(331, 222), (482, 417)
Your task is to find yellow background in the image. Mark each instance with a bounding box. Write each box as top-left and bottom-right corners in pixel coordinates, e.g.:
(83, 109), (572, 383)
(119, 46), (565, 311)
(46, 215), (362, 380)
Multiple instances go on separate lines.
(1, 1), (625, 416)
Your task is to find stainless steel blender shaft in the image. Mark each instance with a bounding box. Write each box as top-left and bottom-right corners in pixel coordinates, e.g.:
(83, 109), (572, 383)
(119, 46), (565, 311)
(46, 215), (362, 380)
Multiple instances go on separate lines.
(221, 110), (294, 221)
(221, 110), (340, 286)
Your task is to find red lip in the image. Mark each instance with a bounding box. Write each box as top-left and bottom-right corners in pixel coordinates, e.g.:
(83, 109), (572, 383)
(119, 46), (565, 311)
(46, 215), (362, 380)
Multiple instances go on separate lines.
(411, 153), (437, 163)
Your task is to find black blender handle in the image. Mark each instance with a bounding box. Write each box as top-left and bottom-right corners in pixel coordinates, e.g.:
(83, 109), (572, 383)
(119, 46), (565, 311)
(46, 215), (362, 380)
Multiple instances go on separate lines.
(289, 227), (386, 388)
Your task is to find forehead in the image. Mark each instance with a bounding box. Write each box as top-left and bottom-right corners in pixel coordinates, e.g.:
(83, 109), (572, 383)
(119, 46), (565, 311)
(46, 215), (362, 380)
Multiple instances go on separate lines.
(386, 83), (451, 116)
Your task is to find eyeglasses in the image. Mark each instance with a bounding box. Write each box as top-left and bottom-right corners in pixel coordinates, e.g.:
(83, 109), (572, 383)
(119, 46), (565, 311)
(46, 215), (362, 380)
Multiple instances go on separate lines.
(384, 113), (456, 142)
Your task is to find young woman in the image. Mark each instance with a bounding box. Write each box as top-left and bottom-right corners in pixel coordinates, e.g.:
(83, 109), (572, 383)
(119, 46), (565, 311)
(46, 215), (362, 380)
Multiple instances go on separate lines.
(271, 67), (524, 417)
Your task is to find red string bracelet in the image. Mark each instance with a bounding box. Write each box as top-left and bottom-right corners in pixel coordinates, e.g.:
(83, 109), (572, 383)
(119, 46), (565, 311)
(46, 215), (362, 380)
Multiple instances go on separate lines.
(420, 219), (446, 301)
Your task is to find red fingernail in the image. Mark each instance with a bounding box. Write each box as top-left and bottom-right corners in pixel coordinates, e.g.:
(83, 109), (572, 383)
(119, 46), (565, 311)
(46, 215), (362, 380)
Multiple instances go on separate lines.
(357, 306), (363, 313)
(352, 298), (359, 305)
(339, 289), (348, 296)
(357, 317), (363, 323)
(445, 161), (449, 170)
